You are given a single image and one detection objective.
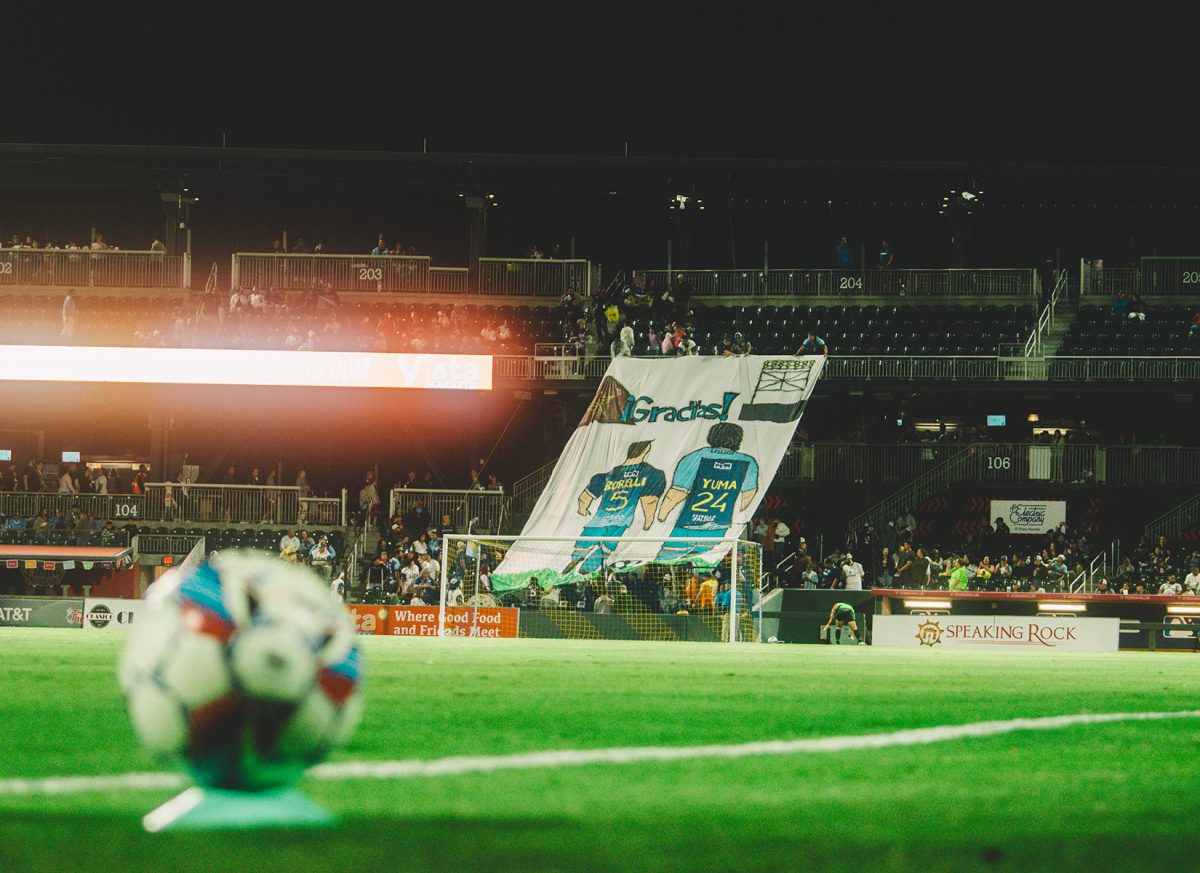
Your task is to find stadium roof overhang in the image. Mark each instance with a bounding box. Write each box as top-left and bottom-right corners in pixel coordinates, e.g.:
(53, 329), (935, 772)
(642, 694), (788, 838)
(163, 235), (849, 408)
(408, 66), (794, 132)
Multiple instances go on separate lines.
(0, 544), (133, 565)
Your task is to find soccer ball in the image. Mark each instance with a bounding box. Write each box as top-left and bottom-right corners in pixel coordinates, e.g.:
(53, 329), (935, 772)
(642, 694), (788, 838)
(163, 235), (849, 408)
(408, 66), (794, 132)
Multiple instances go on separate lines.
(118, 551), (363, 790)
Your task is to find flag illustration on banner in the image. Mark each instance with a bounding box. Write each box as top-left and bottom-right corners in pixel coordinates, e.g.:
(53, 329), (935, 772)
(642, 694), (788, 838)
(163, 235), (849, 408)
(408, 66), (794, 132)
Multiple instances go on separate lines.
(24, 560), (37, 569)
(83, 561), (95, 570)
(493, 355), (823, 591)
(5, 560), (16, 569)
(62, 560), (76, 570)
(43, 561), (55, 570)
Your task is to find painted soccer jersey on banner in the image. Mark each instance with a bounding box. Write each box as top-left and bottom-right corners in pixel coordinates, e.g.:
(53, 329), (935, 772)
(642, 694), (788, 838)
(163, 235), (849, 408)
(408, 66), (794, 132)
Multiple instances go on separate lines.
(493, 355), (824, 591)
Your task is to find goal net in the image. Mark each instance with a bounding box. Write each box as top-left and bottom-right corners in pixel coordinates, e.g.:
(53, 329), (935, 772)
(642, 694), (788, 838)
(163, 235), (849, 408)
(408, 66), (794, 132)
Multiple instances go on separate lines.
(438, 534), (762, 643)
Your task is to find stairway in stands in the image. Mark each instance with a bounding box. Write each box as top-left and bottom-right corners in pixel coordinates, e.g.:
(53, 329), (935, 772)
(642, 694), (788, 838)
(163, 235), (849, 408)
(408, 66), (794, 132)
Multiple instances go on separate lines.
(848, 446), (979, 533)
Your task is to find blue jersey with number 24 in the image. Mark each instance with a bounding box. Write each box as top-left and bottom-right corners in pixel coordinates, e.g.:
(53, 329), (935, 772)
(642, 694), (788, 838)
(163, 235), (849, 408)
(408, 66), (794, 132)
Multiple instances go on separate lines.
(671, 448), (759, 530)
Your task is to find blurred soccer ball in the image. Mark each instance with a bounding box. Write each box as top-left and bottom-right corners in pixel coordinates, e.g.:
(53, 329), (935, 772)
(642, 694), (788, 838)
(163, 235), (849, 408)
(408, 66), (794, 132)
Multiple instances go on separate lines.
(118, 552), (363, 790)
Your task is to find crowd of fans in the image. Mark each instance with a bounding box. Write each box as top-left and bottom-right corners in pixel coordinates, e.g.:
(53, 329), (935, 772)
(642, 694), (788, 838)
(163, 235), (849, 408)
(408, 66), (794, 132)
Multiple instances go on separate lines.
(751, 512), (1119, 594)
(2, 233), (161, 252)
(0, 461), (149, 495)
(0, 289), (558, 354)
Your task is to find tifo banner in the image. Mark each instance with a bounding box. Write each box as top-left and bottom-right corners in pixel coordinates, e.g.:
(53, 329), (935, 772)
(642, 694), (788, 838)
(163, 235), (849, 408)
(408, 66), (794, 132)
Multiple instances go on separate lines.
(495, 355), (824, 591)
(0, 596), (84, 629)
(989, 499), (1067, 535)
(873, 614), (1119, 651)
(345, 604), (520, 638)
(82, 598), (145, 631)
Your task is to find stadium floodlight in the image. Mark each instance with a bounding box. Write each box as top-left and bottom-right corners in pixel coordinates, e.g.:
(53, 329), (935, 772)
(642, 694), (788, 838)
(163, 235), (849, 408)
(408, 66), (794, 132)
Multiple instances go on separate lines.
(1166, 605), (1200, 615)
(1036, 602), (1086, 612)
(903, 599), (951, 610)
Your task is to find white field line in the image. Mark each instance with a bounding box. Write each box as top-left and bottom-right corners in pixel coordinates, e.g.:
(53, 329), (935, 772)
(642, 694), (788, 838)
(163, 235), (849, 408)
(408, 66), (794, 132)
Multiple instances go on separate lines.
(2, 709), (1198, 798)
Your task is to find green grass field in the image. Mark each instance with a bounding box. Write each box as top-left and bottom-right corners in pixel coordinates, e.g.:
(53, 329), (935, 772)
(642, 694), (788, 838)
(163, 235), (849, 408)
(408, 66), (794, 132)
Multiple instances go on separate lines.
(1, 630), (1198, 872)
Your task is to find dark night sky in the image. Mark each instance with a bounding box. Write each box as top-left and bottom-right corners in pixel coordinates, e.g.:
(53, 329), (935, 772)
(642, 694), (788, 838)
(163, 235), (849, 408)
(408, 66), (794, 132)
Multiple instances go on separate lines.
(2, 12), (1189, 166)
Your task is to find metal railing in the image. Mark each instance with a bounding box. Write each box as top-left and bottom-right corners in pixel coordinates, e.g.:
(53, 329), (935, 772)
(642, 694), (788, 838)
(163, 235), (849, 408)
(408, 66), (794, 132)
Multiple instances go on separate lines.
(635, 268), (1037, 298)
(0, 248), (189, 288)
(1081, 256), (1200, 297)
(781, 442), (1200, 487)
(0, 491), (145, 522)
(387, 487), (506, 535)
(847, 446), (976, 532)
(430, 267), (469, 293)
(492, 354), (1200, 383)
(1141, 257), (1200, 296)
(1144, 491), (1200, 541)
(476, 259), (594, 296)
(231, 253), (430, 292)
(136, 534), (204, 556)
(0, 526), (131, 547)
(1025, 270), (1069, 356)
(508, 459), (558, 517)
(1079, 260), (1140, 297)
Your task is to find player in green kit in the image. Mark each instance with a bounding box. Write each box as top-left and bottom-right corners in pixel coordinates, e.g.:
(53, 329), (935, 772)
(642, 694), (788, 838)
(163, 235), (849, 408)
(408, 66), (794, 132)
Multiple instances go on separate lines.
(823, 602), (860, 644)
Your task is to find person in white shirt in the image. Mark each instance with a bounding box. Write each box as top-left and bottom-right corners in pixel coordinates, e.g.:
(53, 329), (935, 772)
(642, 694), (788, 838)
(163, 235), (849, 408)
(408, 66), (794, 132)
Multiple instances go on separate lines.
(93, 469), (108, 494)
(58, 467), (78, 494)
(617, 322), (635, 356)
(329, 570), (346, 601)
(1184, 566), (1200, 593)
(248, 288), (266, 310)
(279, 529), (301, 560)
(842, 553), (865, 590)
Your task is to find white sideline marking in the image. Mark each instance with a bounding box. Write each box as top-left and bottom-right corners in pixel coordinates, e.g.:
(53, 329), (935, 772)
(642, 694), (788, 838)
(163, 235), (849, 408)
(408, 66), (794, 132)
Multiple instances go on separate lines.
(2, 709), (1198, 798)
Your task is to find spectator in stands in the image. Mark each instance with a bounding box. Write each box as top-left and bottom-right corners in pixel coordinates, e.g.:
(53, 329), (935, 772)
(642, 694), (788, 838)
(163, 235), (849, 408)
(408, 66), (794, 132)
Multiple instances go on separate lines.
(660, 323), (676, 355)
(1111, 291), (1130, 319)
(2, 464), (17, 492)
(109, 467), (125, 494)
(674, 274), (694, 319)
(1185, 565), (1200, 593)
(948, 558), (970, 591)
(1127, 294), (1147, 321)
(310, 536), (335, 579)
(1190, 309), (1200, 338)
(842, 552), (865, 590)
(62, 290), (77, 339)
(878, 240), (894, 270)
(132, 464), (148, 495)
(796, 331), (828, 356)
(725, 332), (751, 356)
(403, 498), (432, 539)
(834, 236), (852, 269)
(292, 238), (310, 254)
(896, 507), (917, 534)
(58, 465), (78, 494)
(279, 529), (301, 561)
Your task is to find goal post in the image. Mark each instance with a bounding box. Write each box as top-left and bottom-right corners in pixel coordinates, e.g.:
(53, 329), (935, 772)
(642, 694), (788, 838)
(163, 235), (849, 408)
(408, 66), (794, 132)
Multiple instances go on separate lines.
(437, 534), (762, 644)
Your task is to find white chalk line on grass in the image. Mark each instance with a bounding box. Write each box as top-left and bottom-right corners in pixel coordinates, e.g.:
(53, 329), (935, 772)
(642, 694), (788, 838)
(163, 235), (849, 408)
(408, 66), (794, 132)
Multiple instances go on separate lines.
(2, 708), (1198, 798)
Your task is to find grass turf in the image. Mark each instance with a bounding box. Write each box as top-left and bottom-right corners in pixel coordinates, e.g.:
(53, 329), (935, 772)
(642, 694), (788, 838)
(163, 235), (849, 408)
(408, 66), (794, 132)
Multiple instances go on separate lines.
(0, 629), (1198, 872)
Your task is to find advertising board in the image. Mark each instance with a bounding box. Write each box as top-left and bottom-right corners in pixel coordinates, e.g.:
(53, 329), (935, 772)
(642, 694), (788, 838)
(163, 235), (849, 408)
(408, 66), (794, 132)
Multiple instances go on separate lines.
(874, 614), (1119, 651)
(0, 596), (83, 628)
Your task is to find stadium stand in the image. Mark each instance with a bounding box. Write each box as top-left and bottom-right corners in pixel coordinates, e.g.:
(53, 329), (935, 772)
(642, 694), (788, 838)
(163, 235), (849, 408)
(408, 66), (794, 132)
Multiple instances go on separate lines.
(1058, 303), (1200, 356)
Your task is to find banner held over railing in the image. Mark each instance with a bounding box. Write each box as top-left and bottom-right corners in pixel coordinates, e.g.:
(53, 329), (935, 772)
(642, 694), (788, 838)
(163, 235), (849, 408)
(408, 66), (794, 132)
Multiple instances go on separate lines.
(493, 355), (824, 590)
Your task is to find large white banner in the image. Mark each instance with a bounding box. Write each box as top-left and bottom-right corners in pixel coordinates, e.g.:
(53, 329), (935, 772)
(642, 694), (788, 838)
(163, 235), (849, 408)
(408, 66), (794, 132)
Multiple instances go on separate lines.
(82, 597), (145, 631)
(873, 614), (1119, 651)
(493, 355), (824, 591)
(989, 499), (1067, 535)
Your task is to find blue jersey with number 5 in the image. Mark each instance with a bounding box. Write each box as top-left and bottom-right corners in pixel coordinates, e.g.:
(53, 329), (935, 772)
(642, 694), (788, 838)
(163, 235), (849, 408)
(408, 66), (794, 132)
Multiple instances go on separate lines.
(671, 448), (759, 530)
(585, 462), (666, 530)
